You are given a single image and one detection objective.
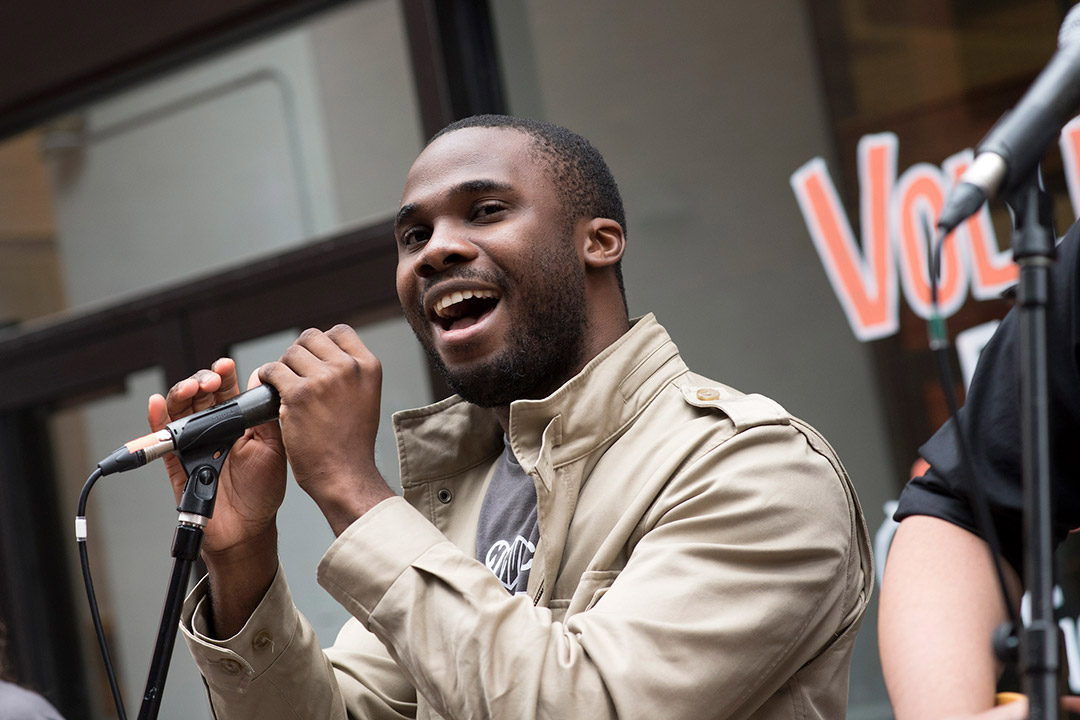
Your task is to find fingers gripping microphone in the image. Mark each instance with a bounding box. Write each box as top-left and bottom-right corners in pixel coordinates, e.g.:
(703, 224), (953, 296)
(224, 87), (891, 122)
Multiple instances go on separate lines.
(938, 3), (1080, 233)
(97, 384), (280, 476)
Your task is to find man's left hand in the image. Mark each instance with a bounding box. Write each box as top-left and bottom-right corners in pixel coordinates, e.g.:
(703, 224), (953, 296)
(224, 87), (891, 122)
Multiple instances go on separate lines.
(259, 324), (395, 535)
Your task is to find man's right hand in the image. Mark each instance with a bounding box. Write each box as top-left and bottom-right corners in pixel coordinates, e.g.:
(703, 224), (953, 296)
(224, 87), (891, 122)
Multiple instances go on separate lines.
(148, 357), (287, 637)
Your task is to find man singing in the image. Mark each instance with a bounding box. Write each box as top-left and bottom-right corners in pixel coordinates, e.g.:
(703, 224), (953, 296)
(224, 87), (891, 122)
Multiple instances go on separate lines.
(155, 115), (872, 719)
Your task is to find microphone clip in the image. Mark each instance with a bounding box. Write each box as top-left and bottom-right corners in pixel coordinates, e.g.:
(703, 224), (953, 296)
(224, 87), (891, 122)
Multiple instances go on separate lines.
(174, 420), (247, 521)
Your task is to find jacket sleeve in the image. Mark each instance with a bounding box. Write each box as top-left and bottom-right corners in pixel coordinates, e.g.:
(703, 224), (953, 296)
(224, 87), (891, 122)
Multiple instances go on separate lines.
(180, 565), (416, 719)
(317, 423), (870, 720)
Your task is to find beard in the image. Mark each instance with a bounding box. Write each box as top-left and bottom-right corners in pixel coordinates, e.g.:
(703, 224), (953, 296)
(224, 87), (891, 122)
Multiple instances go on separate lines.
(406, 235), (590, 408)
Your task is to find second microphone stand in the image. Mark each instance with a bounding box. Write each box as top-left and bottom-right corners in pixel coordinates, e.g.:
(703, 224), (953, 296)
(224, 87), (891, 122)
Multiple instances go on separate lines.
(1010, 178), (1059, 720)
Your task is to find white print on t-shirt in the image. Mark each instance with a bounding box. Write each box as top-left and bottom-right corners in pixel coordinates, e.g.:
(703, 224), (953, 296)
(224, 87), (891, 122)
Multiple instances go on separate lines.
(484, 534), (536, 595)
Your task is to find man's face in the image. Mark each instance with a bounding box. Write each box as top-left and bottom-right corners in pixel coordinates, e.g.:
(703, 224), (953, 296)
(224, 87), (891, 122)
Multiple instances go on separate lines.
(394, 127), (589, 407)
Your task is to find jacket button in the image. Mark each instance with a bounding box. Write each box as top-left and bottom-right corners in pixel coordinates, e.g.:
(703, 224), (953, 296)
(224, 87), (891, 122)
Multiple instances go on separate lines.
(437, 488), (453, 504)
(220, 659), (242, 675)
(696, 388), (720, 401)
(252, 630), (273, 651)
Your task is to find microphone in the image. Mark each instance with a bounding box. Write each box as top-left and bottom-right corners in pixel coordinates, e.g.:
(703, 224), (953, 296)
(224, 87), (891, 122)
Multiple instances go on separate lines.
(938, 3), (1080, 233)
(97, 384), (280, 476)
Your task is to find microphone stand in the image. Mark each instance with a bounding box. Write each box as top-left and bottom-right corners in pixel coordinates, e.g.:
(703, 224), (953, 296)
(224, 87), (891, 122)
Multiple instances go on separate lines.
(1009, 175), (1058, 720)
(137, 437), (234, 720)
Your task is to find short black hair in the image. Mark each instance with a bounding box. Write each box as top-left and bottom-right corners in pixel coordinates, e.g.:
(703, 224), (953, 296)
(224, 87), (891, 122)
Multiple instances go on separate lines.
(431, 115), (628, 310)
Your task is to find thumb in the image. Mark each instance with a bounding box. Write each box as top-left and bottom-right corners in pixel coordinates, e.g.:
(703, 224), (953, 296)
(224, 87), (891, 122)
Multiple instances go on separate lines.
(148, 393), (188, 502)
(148, 393), (169, 431)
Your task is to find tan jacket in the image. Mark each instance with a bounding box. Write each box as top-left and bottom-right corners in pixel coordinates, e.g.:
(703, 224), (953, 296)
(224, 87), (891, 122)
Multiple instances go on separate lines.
(182, 314), (873, 719)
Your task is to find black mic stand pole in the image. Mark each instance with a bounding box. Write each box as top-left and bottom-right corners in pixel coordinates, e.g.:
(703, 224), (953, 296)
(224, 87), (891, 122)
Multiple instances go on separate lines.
(137, 442), (232, 720)
(1010, 175), (1058, 720)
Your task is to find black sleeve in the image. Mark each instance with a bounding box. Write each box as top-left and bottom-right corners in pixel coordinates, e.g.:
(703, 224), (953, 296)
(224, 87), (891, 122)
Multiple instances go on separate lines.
(894, 218), (1080, 579)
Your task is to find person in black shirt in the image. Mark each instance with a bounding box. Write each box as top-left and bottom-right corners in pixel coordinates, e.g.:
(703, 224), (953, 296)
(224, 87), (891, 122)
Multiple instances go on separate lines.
(880, 220), (1080, 719)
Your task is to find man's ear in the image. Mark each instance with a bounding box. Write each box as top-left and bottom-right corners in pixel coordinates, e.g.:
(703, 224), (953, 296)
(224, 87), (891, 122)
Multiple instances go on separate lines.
(581, 218), (625, 269)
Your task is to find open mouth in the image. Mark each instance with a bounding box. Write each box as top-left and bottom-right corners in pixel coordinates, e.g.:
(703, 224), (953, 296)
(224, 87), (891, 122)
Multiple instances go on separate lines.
(432, 288), (501, 332)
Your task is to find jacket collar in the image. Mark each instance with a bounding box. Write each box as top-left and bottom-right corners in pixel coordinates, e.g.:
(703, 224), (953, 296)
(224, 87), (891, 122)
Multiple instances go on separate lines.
(506, 314), (684, 475)
(392, 314), (685, 488)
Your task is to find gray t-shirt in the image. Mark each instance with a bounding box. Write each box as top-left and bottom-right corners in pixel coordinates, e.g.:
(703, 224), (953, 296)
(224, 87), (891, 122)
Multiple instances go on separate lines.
(0, 681), (64, 719)
(475, 438), (540, 596)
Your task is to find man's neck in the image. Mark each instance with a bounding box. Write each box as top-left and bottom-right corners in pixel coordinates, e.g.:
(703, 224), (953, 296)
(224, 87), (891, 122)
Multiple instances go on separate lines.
(489, 315), (632, 436)
(493, 406), (511, 435)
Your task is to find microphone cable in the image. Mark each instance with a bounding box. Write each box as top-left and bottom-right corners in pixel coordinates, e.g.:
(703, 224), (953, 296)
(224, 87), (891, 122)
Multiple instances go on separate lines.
(70, 384), (278, 719)
(927, 226), (1022, 645)
(76, 467), (129, 720)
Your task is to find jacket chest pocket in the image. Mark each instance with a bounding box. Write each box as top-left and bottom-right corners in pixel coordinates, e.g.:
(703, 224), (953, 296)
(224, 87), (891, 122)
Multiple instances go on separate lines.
(563, 569), (622, 618)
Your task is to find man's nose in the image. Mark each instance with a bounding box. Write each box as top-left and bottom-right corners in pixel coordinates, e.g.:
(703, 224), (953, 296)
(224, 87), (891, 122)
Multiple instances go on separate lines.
(415, 224), (478, 278)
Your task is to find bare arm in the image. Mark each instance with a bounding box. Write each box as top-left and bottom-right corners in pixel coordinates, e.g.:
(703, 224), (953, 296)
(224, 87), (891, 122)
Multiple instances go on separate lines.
(879, 515), (1022, 720)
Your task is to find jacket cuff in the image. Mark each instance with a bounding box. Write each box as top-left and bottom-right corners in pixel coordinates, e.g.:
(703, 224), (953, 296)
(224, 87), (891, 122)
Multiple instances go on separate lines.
(317, 496), (447, 625)
(180, 564), (298, 694)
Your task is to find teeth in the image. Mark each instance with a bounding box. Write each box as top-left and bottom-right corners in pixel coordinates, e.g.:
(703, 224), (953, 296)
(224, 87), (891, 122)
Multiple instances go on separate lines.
(433, 289), (499, 318)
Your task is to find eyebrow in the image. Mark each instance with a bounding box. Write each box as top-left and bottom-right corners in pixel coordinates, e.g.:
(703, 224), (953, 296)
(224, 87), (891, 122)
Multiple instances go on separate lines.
(395, 178), (515, 232)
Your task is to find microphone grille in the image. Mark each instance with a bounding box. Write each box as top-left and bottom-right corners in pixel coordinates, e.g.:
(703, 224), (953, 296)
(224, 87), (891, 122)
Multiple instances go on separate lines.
(1059, 3), (1080, 47)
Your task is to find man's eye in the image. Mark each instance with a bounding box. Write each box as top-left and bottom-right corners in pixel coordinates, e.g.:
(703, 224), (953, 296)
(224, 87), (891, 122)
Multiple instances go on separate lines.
(400, 227), (430, 246)
(472, 202), (506, 221)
